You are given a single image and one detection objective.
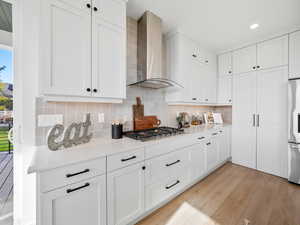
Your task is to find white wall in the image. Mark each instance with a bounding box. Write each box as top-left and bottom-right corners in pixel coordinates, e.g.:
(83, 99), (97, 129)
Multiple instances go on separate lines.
(0, 29), (12, 47)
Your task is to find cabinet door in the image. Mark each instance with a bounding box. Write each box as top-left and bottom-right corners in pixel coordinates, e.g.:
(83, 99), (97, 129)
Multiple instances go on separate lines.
(232, 72), (257, 169)
(40, 0), (92, 97)
(189, 143), (206, 182)
(289, 31), (300, 79)
(92, 16), (126, 99)
(218, 52), (233, 76)
(233, 45), (257, 74)
(206, 138), (219, 171)
(217, 76), (232, 104)
(41, 175), (106, 225)
(256, 67), (288, 178)
(219, 130), (230, 162)
(107, 162), (145, 225)
(94, 0), (126, 28)
(257, 35), (288, 70)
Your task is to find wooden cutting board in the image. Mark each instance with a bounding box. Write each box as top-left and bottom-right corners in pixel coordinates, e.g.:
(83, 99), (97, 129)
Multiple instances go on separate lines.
(132, 97), (144, 119)
(134, 116), (161, 131)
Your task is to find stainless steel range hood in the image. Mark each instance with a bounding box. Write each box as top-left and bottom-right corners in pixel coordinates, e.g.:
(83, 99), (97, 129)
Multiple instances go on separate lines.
(128, 11), (183, 89)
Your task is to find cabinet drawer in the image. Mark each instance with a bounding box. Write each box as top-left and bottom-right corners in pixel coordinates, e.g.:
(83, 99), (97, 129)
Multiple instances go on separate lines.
(145, 171), (189, 211)
(145, 149), (190, 185)
(40, 157), (106, 193)
(107, 148), (145, 172)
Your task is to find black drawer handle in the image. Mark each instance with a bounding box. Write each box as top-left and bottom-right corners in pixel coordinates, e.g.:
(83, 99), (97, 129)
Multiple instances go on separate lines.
(212, 133), (218, 136)
(206, 142), (211, 146)
(66, 169), (90, 178)
(219, 130), (223, 133)
(121, 155), (136, 162)
(198, 136), (205, 140)
(166, 160), (181, 167)
(192, 98), (197, 100)
(67, 182), (90, 193)
(166, 180), (180, 189)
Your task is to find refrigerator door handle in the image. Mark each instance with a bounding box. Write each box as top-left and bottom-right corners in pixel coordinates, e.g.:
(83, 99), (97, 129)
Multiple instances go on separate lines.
(252, 114), (256, 127)
(256, 114), (260, 127)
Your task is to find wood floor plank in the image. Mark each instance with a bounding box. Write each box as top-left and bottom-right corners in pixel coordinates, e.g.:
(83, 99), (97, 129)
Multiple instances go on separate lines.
(136, 163), (300, 225)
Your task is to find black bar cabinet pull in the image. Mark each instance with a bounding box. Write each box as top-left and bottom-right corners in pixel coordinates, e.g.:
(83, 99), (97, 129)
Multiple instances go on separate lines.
(166, 180), (180, 189)
(198, 136), (205, 140)
(66, 169), (90, 178)
(166, 160), (180, 167)
(121, 155), (136, 162)
(66, 183), (90, 194)
(212, 133), (218, 136)
(206, 142), (211, 146)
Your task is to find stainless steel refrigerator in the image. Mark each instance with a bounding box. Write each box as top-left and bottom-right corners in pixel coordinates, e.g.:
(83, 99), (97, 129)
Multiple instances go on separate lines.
(288, 78), (300, 184)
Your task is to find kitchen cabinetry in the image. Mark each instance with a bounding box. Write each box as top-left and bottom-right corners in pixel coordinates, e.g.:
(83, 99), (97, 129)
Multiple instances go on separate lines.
(41, 175), (106, 225)
(189, 142), (206, 182)
(36, 126), (231, 225)
(107, 162), (145, 225)
(232, 36), (288, 75)
(289, 31), (300, 78)
(232, 67), (288, 177)
(165, 32), (217, 104)
(257, 36), (288, 70)
(256, 67), (288, 178)
(40, 0), (126, 102)
(232, 71), (257, 169)
(206, 136), (219, 171)
(219, 129), (230, 162)
(217, 76), (232, 104)
(233, 45), (257, 74)
(218, 52), (233, 76)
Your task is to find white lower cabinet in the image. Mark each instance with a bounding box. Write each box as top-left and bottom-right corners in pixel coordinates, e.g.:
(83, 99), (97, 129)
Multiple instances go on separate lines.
(206, 136), (219, 171)
(219, 129), (230, 162)
(145, 171), (189, 211)
(107, 162), (145, 225)
(188, 143), (206, 182)
(38, 127), (232, 225)
(41, 175), (106, 225)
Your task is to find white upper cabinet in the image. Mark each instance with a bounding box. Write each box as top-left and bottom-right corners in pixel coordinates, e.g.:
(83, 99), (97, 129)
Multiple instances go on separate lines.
(233, 45), (257, 74)
(92, 10), (126, 99)
(165, 33), (217, 104)
(40, 0), (92, 97)
(41, 175), (106, 225)
(218, 52), (233, 76)
(289, 31), (300, 79)
(40, 0), (126, 102)
(95, 0), (126, 28)
(257, 35), (288, 70)
(217, 76), (232, 104)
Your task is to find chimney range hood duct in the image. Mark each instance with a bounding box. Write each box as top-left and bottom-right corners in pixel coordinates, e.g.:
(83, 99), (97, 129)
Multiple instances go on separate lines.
(128, 11), (183, 89)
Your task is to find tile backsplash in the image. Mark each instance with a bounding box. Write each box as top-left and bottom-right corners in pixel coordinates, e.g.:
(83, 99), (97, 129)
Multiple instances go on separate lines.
(35, 17), (232, 146)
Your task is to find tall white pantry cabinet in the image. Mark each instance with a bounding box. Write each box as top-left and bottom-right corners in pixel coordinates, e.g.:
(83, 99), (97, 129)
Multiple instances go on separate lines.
(231, 35), (289, 178)
(39, 0), (127, 102)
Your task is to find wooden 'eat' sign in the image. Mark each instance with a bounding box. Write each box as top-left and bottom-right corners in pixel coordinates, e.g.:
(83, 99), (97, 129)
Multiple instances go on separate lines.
(47, 113), (93, 151)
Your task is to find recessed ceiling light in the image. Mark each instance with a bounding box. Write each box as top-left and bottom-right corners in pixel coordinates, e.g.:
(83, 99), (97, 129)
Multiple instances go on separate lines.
(250, 23), (259, 30)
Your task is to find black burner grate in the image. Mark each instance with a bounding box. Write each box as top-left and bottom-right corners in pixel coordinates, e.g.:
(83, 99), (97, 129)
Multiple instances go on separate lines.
(123, 127), (184, 141)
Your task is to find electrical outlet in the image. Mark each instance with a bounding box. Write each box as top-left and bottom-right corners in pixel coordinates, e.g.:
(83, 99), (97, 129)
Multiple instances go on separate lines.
(98, 113), (105, 123)
(38, 114), (63, 127)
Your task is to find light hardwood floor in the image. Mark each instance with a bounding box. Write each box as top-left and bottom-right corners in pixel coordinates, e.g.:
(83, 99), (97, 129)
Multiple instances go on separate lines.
(136, 163), (300, 225)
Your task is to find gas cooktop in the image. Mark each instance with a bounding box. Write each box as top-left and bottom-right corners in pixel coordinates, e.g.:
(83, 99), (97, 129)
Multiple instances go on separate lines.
(123, 127), (184, 142)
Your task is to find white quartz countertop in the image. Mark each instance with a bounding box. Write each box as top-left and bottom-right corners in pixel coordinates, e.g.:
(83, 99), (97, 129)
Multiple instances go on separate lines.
(28, 123), (231, 174)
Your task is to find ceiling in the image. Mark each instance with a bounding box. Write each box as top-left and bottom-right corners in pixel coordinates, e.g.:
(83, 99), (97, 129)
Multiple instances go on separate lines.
(0, 0), (12, 33)
(127, 0), (300, 52)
